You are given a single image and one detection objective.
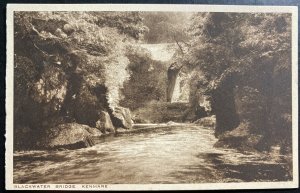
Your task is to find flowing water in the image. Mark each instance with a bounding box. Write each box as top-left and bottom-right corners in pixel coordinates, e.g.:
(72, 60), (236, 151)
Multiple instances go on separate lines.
(13, 124), (292, 184)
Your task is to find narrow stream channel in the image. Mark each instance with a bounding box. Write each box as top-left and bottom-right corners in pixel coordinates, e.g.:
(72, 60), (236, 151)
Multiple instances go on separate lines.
(13, 124), (292, 184)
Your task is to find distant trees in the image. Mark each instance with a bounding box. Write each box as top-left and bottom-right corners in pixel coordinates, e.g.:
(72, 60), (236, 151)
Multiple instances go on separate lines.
(142, 12), (191, 46)
(140, 12), (193, 103)
(120, 46), (167, 110)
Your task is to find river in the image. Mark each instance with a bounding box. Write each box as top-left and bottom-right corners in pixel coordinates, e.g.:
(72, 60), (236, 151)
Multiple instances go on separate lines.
(13, 124), (292, 184)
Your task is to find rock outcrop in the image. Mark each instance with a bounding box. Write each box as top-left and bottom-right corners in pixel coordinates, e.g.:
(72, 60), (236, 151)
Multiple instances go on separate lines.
(111, 107), (132, 129)
(96, 111), (115, 133)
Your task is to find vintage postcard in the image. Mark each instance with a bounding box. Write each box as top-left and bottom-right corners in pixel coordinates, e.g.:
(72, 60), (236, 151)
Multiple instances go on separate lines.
(6, 4), (298, 190)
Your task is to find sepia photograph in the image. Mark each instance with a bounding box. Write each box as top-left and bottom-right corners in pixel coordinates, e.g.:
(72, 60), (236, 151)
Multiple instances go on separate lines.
(5, 4), (298, 190)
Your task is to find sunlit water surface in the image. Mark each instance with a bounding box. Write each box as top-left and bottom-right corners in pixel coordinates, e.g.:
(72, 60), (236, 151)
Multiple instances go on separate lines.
(14, 125), (292, 184)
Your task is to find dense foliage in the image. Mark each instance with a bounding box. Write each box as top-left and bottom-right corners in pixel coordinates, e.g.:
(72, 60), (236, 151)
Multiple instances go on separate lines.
(13, 11), (147, 149)
(186, 12), (292, 152)
(120, 45), (168, 110)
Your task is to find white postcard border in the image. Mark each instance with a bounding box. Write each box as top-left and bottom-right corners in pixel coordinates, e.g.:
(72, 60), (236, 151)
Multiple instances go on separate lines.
(6, 4), (299, 190)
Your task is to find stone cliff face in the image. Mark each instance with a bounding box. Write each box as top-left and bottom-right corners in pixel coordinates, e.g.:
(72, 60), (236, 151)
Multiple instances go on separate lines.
(14, 36), (112, 149)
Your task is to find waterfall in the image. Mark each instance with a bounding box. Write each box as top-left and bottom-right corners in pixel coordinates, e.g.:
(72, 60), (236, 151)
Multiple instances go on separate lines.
(171, 72), (190, 103)
(138, 43), (190, 103)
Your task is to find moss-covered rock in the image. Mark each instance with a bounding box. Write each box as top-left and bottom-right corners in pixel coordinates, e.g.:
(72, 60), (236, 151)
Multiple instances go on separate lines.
(38, 123), (102, 149)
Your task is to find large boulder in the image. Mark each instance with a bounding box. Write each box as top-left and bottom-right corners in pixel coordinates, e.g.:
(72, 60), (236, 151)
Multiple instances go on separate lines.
(111, 107), (132, 129)
(96, 111), (115, 134)
(193, 115), (216, 128)
(38, 123), (102, 149)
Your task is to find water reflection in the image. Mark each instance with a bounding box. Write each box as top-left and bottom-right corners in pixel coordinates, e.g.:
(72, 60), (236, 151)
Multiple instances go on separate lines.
(13, 125), (292, 184)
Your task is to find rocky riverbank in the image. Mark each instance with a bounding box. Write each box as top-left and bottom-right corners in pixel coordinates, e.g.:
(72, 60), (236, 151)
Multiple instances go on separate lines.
(31, 121), (209, 150)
